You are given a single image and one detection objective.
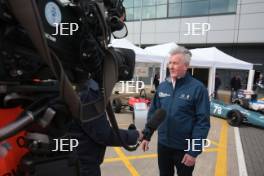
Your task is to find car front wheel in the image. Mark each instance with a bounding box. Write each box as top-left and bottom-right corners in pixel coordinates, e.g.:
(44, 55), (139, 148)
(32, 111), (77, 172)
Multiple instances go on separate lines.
(227, 110), (243, 127)
(112, 98), (122, 113)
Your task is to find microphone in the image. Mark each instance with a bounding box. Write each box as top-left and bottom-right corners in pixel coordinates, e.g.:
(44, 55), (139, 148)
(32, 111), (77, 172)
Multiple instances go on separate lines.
(142, 109), (166, 141)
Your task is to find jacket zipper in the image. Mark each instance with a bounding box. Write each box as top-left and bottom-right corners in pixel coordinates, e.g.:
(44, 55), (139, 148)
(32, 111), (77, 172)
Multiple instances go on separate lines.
(167, 81), (177, 146)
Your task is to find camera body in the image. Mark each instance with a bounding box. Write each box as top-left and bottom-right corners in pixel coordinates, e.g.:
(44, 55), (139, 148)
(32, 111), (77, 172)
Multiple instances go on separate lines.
(0, 0), (132, 82)
(0, 0), (135, 175)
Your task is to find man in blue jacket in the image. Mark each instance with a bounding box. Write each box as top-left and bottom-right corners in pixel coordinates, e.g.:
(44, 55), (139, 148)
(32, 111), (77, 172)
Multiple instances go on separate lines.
(142, 46), (210, 176)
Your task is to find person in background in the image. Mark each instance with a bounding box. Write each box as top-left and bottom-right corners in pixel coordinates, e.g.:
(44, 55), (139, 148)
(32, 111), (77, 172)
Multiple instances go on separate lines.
(214, 73), (221, 99)
(256, 73), (264, 88)
(230, 74), (242, 101)
(153, 73), (160, 90)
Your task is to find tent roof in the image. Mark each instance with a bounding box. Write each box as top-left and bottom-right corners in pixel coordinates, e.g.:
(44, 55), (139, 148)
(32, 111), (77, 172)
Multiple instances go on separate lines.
(145, 43), (253, 70)
(145, 42), (214, 68)
(110, 39), (164, 64)
(110, 38), (145, 54)
(145, 42), (178, 57)
(190, 47), (253, 70)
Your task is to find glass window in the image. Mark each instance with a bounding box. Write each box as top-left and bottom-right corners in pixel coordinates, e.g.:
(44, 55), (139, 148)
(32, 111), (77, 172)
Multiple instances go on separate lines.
(126, 8), (134, 20)
(123, 0), (134, 8)
(143, 0), (156, 6)
(134, 7), (141, 20)
(169, 0), (181, 3)
(182, 0), (209, 16)
(168, 3), (181, 17)
(227, 0), (237, 12)
(210, 0), (237, 14)
(124, 0), (237, 21)
(134, 0), (141, 7)
(182, 0), (195, 1)
(143, 6), (156, 19)
(157, 5), (167, 18)
(157, 0), (167, 5)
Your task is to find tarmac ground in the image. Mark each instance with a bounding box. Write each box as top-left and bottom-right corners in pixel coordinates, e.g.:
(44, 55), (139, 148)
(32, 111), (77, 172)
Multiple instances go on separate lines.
(101, 112), (239, 176)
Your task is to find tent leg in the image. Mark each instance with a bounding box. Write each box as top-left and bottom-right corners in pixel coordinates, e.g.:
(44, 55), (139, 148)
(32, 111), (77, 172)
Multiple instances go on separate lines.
(208, 67), (216, 98)
(246, 70), (255, 98)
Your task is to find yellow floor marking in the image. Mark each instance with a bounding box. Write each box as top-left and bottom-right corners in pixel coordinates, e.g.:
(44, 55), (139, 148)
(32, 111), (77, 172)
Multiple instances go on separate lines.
(114, 147), (140, 176)
(104, 154), (157, 163)
(104, 157), (122, 163)
(104, 117), (228, 176)
(214, 120), (228, 176)
(104, 147), (219, 164)
(125, 154), (157, 160)
(210, 140), (219, 146)
(103, 118), (229, 175)
(204, 148), (219, 152)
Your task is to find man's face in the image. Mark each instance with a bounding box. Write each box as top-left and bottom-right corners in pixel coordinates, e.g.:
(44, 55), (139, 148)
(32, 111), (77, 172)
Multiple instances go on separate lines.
(168, 54), (188, 79)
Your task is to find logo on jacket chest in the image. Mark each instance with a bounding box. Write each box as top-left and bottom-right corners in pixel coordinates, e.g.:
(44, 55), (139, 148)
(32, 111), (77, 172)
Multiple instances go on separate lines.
(179, 93), (191, 100)
(159, 92), (171, 98)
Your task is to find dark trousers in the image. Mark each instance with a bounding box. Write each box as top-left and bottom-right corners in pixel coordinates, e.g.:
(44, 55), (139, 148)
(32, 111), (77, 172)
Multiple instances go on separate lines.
(158, 143), (195, 176)
(70, 120), (106, 176)
(214, 89), (219, 99)
(69, 114), (139, 176)
(230, 90), (238, 103)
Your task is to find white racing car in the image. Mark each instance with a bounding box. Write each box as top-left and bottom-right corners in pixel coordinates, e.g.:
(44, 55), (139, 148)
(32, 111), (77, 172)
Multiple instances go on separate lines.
(232, 86), (264, 113)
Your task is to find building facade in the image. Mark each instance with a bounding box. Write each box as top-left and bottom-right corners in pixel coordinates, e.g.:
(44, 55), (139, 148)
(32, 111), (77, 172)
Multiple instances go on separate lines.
(123, 0), (264, 71)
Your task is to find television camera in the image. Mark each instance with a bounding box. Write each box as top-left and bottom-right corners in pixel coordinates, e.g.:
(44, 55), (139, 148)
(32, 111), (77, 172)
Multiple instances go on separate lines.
(0, 0), (135, 175)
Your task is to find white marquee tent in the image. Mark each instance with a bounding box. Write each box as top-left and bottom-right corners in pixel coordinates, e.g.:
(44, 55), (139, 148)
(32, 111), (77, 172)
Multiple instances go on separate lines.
(191, 47), (253, 95)
(145, 43), (253, 95)
(145, 42), (179, 56)
(190, 47), (253, 70)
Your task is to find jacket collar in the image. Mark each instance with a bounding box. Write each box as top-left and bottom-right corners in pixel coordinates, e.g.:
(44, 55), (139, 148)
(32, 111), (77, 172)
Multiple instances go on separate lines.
(165, 73), (191, 84)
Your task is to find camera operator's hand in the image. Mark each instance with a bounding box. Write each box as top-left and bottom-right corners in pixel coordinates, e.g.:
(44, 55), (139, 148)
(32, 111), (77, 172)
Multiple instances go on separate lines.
(44, 98), (72, 137)
(141, 140), (149, 152)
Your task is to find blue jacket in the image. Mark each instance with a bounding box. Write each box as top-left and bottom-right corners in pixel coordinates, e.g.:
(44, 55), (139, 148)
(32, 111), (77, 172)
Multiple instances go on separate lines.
(148, 73), (210, 157)
(70, 79), (139, 175)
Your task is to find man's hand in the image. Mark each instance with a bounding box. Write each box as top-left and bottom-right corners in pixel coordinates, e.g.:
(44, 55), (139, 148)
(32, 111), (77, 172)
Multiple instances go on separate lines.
(137, 130), (144, 141)
(141, 140), (149, 152)
(181, 153), (196, 167)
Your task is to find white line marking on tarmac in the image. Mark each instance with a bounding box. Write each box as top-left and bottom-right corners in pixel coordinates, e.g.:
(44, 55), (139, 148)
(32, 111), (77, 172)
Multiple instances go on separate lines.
(234, 127), (248, 176)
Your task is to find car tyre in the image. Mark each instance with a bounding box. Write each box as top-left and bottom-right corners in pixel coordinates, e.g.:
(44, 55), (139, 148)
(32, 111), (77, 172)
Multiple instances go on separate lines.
(233, 99), (241, 105)
(129, 106), (134, 111)
(112, 98), (122, 113)
(241, 98), (249, 109)
(227, 109), (243, 127)
(132, 111), (135, 124)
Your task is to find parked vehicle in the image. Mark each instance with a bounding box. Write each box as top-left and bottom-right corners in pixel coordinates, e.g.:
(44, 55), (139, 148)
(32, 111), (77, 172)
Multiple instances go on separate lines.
(210, 99), (264, 128)
(112, 89), (151, 113)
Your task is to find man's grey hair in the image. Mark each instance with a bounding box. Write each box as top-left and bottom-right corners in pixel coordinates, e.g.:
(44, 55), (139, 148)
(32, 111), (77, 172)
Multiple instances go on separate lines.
(169, 46), (192, 65)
